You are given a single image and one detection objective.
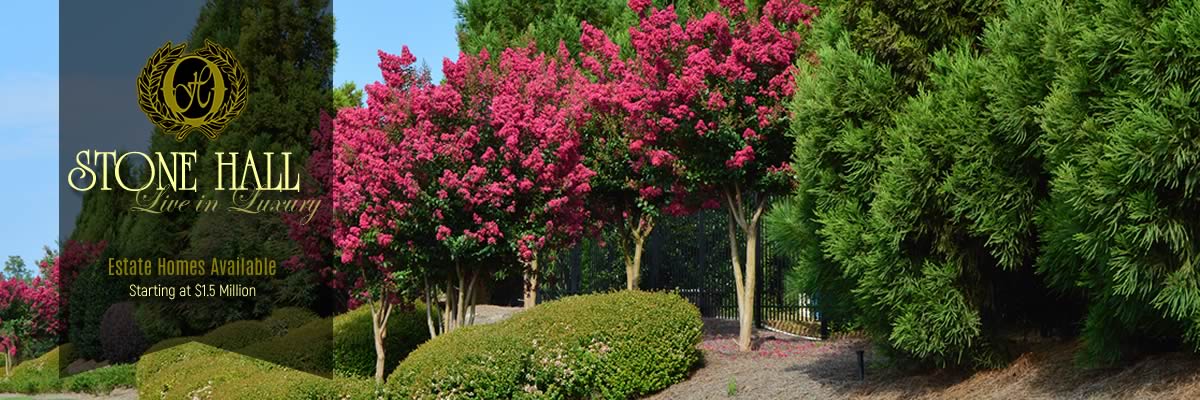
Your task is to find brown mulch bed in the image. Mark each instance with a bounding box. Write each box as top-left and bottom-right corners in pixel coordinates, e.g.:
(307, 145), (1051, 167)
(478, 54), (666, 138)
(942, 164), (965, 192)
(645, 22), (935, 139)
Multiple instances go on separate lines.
(650, 319), (1200, 400)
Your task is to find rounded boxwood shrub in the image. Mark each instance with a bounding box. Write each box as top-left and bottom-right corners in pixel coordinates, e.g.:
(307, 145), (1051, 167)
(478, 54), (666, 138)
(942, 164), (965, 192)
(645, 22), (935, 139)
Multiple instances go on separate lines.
(136, 341), (225, 387)
(242, 317), (334, 374)
(333, 303), (431, 378)
(198, 320), (273, 350)
(388, 291), (703, 399)
(263, 307), (318, 336)
(138, 343), (279, 400)
(100, 302), (148, 363)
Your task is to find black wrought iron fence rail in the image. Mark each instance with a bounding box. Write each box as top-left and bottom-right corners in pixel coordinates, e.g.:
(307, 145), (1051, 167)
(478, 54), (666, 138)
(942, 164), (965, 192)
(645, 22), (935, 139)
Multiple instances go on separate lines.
(541, 205), (826, 339)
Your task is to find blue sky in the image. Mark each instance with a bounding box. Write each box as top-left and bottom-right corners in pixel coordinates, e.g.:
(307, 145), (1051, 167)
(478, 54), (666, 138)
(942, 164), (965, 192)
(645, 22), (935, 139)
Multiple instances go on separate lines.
(334, 1), (459, 91)
(0, 1), (59, 270)
(0, 1), (459, 273)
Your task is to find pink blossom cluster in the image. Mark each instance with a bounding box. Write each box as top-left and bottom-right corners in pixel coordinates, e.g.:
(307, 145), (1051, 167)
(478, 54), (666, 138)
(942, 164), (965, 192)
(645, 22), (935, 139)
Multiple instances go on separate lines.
(332, 41), (595, 285)
(0, 241), (101, 358)
(0, 276), (60, 356)
(581, 0), (815, 201)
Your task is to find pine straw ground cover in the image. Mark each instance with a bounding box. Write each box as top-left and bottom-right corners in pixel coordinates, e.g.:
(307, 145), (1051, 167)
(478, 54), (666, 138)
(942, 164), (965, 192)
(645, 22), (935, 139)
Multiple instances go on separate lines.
(855, 341), (1200, 400)
(652, 319), (1200, 400)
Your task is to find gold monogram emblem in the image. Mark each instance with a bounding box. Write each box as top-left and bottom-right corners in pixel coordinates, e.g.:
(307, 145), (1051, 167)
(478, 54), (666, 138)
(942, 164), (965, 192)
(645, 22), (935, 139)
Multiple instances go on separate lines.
(137, 40), (247, 141)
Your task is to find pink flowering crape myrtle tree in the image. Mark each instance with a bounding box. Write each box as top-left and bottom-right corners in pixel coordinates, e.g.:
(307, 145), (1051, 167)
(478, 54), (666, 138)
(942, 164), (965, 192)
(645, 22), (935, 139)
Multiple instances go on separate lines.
(481, 44), (595, 308)
(333, 47), (433, 383)
(0, 277), (58, 377)
(333, 43), (594, 380)
(610, 0), (817, 351)
(0, 241), (103, 376)
(579, 22), (691, 291)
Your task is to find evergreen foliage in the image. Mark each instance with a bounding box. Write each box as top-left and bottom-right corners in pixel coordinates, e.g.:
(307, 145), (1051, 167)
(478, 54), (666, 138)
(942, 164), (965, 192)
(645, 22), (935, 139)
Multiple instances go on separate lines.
(782, 0), (1200, 366)
(784, 0), (1056, 366)
(455, 0), (631, 56)
(1034, 0), (1200, 365)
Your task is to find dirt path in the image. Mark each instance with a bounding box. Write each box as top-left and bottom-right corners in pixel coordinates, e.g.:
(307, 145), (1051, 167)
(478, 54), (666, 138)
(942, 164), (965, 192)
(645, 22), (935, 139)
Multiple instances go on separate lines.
(649, 318), (876, 399)
(471, 304), (522, 325)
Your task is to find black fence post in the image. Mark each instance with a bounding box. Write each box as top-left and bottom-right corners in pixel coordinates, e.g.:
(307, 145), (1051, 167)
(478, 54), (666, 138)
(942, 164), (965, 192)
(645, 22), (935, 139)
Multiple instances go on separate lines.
(570, 244), (582, 295)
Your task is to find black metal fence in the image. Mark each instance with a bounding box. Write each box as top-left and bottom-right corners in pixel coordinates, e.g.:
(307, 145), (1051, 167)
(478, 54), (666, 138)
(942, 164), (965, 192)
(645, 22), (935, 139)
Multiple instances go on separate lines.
(541, 207), (825, 338)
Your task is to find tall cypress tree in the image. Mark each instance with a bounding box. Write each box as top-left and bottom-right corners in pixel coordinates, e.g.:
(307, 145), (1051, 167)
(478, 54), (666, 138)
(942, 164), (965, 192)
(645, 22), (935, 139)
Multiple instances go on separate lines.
(70, 0), (335, 340)
(783, 0), (1042, 367)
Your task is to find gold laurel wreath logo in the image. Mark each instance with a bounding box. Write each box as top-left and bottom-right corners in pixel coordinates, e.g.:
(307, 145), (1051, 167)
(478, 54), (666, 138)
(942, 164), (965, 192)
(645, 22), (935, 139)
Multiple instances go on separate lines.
(137, 40), (247, 141)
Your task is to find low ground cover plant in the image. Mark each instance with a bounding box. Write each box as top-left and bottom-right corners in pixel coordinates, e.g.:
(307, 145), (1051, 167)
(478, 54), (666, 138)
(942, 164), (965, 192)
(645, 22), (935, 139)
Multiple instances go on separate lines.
(0, 344), (135, 395)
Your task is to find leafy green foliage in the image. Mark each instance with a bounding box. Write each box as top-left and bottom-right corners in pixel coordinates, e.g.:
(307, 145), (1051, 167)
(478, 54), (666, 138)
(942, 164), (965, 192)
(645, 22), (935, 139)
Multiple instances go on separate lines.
(136, 304), (184, 351)
(785, 0), (1061, 367)
(764, 195), (857, 331)
(455, 0), (630, 56)
(68, 263), (124, 360)
(817, 0), (1001, 91)
(333, 81), (363, 109)
(133, 304), (432, 400)
(0, 346), (135, 395)
(137, 341), (378, 400)
(388, 291), (702, 399)
(3, 256), (30, 281)
(62, 364), (136, 395)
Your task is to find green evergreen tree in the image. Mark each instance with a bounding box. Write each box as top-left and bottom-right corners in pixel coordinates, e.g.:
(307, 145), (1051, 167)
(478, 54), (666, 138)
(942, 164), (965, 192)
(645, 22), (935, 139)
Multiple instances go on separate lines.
(1036, 0), (1200, 365)
(786, 0), (1200, 367)
(455, 0), (629, 56)
(784, 0), (1042, 367)
(333, 81), (363, 109)
(3, 256), (30, 281)
(454, 0), (738, 56)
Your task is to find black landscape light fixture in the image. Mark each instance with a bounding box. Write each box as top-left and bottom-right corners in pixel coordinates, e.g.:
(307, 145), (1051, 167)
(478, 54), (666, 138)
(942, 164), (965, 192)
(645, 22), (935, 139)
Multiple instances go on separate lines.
(857, 350), (866, 380)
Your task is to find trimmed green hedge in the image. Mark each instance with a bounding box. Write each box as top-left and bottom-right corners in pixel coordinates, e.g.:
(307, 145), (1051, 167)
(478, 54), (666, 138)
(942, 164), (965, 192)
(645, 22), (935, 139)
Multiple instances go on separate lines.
(136, 303), (434, 398)
(333, 303), (431, 378)
(198, 320), (274, 350)
(241, 317), (333, 374)
(263, 307), (318, 336)
(137, 341), (379, 400)
(388, 291), (703, 399)
(0, 344), (76, 393)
